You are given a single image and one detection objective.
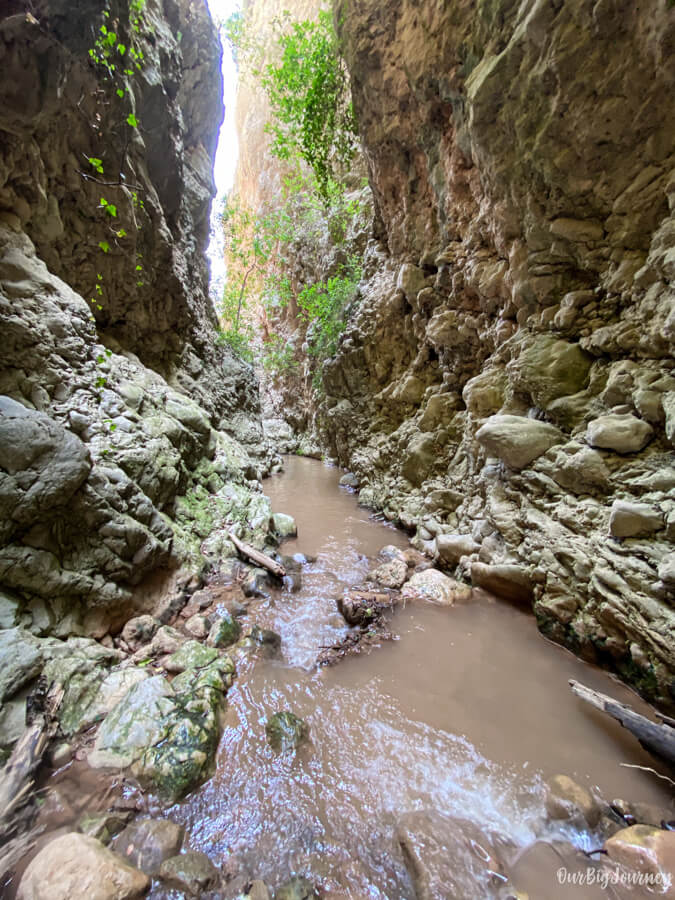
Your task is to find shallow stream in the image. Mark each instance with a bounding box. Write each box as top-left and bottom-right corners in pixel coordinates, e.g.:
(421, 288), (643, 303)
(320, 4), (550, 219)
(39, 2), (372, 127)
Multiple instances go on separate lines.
(165, 456), (673, 898)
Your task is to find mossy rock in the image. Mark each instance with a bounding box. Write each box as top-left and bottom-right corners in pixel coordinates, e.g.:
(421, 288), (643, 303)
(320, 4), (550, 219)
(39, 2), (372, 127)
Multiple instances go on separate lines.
(265, 711), (309, 753)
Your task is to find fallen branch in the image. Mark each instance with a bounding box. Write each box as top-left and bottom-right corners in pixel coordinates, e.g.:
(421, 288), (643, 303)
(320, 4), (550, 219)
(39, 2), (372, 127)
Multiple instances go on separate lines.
(0, 685), (64, 838)
(569, 679), (675, 770)
(228, 532), (286, 579)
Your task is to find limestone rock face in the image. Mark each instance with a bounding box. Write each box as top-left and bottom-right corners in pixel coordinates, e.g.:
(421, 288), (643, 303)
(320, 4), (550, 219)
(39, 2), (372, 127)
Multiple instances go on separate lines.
(475, 415), (563, 470)
(305, 0), (675, 709)
(0, 0), (279, 683)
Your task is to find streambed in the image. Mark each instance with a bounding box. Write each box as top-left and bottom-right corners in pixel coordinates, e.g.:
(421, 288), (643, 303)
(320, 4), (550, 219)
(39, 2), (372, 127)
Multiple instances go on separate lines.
(162, 456), (673, 898)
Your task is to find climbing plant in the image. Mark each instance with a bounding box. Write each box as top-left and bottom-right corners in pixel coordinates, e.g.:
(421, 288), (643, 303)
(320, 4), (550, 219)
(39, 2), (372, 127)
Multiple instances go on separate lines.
(80, 0), (150, 396)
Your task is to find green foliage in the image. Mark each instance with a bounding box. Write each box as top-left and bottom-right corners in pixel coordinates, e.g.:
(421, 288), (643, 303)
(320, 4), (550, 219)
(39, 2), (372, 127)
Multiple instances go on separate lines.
(262, 334), (298, 375)
(261, 11), (357, 198)
(297, 258), (361, 364)
(216, 324), (254, 363)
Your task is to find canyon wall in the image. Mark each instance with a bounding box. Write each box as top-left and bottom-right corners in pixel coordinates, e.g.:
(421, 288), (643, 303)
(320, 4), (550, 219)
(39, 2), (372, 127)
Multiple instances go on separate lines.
(0, 0), (277, 643)
(320, 0), (674, 708)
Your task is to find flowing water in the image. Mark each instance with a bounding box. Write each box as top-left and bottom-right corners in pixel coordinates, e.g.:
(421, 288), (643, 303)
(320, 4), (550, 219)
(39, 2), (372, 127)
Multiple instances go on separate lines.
(166, 456), (673, 898)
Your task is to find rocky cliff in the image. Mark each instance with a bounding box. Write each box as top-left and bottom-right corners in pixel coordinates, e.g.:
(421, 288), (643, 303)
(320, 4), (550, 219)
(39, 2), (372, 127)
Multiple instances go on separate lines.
(0, 0), (278, 645)
(317, 0), (674, 709)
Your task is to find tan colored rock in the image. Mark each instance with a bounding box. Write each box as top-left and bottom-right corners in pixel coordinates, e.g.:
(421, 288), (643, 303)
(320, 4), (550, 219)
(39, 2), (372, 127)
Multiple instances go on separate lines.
(586, 414), (653, 454)
(436, 534), (479, 566)
(476, 415), (564, 470)
(470, 563), (534, 605)
(18, 833), (150, 900)
(545, 774), (600, 827)
(367, 558), (408, 589)
(401, 569), (469, 605)
(604, 825), (675, 897)
(609, 500), (664, 538)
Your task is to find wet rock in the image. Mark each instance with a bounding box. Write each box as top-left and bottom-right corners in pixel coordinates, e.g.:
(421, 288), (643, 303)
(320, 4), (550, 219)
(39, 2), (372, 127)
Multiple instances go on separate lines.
(396, 810), (510, 900)
(184, 614), (210, 639)
(339, 472), (359, 488)
(609, 500), (664, 538)
(470, 563), (534, 605)
(604, 825), (675, 895)
(476, 415), (564, 470)
(586, 414), (654, 454)
(89, 664), (231, 800)
(274, 876), (318, 900)
(0, 627), (42, 702)
(611, 799), (675, 829)
(265, 711), (309, 752)
(271, 512), (297, 539)
(401, 569), (469, 606)
(367, 558), (408, 589)
(17, 832), (149, 900)
(246, 881), (272, 900)
(378, 545), (408, 564)
(240, 567), (274, 597)
(545, 774), (601, 827)
(248, 625), (282, 656)
(159, 851), (220, 896)
(435, 534), (479, 566)
(163, 640), (218, 673)
(41, 639), (128, 736)
(338, 590), (394, 625)
(141, 625), (185, 659)
(207, 611), (242, 648)
(77, 810), (132, 845)
(112, 817), (184, 875)
(120, 616), (160, 652)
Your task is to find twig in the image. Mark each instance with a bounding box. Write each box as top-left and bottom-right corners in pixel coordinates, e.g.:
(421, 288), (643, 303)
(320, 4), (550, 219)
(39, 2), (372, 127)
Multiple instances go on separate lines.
(619, 763), (675, 788)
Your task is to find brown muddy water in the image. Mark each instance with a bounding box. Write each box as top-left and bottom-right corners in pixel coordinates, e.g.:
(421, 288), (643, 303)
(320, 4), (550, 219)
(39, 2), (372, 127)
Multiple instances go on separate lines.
(163, 456), (673, 899)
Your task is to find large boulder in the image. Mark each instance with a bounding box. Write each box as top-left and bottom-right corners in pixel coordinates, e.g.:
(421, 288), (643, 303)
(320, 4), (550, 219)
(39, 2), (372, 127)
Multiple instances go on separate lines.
(435, 534), (480, 566)
(17, 833), (149, 900)
(89, 659), (233, 800)
(0, 627), (43, 702)
(475, 415), (563, 470)
(586, 414), (653, 454)
(0, 397), (91, 545)
(609, 500), (664, 538)
(604, 825), (675, 898)
(396, 811), (510, 900)
(470, 563), (534, 605)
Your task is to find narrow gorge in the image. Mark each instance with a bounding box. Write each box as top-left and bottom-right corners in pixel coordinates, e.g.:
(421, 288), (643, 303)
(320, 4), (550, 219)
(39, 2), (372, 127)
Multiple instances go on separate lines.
(0, 0), (674, 898)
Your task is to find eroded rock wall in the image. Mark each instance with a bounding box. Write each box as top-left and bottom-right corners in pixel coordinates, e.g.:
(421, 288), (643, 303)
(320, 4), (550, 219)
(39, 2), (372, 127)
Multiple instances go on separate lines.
(0, 0), (276, 639)
(321, 0), (675, 707)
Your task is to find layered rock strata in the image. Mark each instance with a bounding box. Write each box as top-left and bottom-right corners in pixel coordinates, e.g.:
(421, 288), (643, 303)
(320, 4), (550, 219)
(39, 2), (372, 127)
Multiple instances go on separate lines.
(0, 0), (280, 755)
(315, 0), (675, 708)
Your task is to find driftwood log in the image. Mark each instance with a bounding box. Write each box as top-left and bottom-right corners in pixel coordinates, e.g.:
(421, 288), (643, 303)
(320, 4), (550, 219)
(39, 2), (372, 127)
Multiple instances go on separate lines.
(228, 531), (286, 579)
(0, 685), (63, 836)
(569, 679), (675, 770)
